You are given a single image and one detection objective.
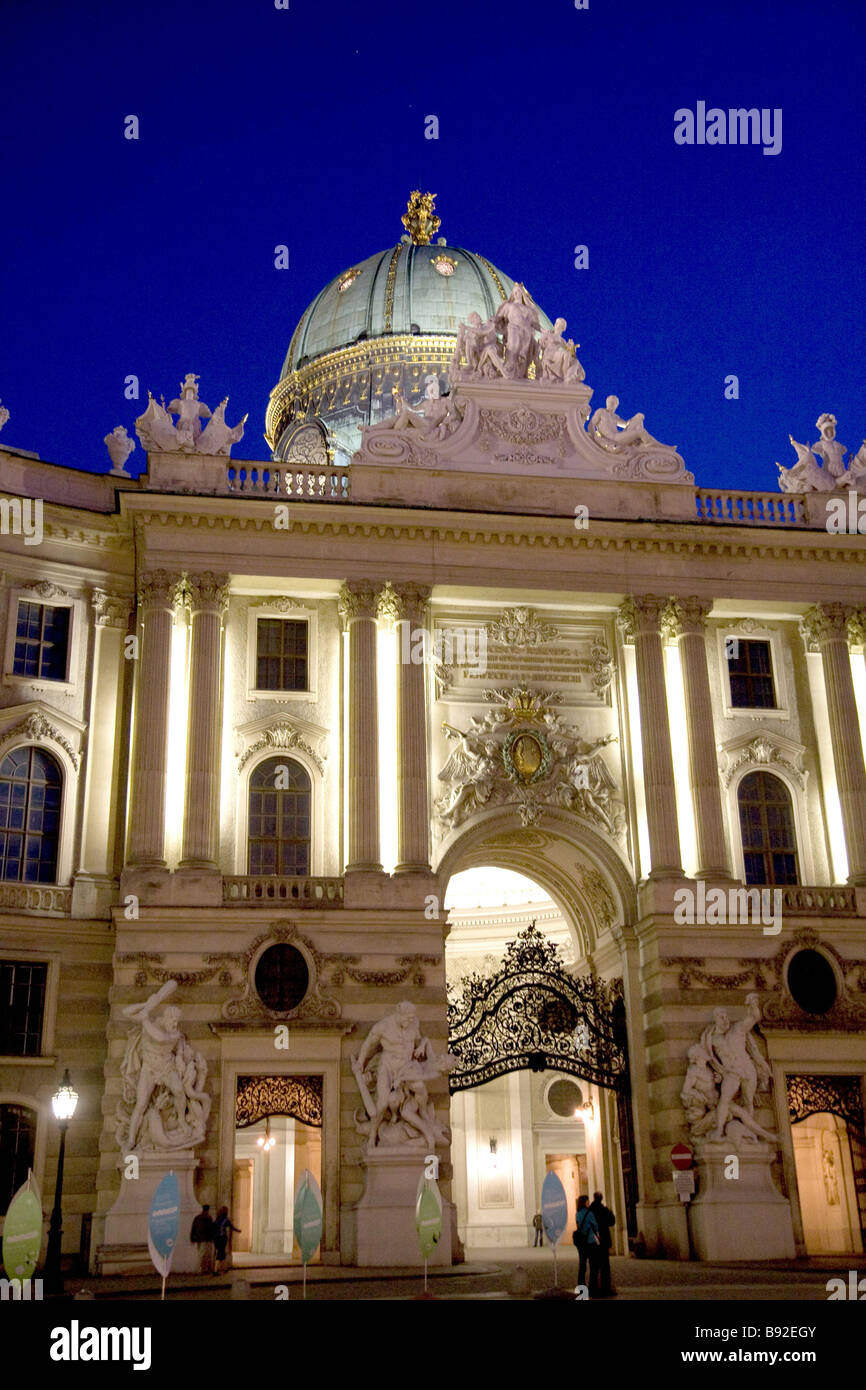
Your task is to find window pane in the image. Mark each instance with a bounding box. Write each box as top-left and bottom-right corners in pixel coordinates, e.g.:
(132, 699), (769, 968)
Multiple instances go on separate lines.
(737, 772), (798, 886)
(255, 619), (309, 691)
(0, 749), (61, 883)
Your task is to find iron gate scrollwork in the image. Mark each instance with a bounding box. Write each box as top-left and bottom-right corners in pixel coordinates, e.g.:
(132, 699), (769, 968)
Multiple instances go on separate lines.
(447, 922), (629, 1093)
(235, 1074), (323, 1128)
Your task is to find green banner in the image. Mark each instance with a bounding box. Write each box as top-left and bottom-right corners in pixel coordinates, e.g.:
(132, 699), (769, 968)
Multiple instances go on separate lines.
(415, 1183), (442, 1261)
(293, 1170), (323, 1265)
(2, 1182), (43, 1282)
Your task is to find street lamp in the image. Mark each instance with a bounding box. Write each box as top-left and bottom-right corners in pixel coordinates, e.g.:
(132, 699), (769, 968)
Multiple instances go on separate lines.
(45, 1070), (78, 1296)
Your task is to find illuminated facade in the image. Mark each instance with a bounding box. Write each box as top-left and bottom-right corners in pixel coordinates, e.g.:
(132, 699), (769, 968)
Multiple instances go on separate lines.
(1, 195), (865, 1274)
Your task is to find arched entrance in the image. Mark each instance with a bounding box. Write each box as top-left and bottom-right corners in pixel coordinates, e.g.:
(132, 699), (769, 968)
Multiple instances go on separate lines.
(436, 815), (640, 1254)
(231, 1075), (322, 1263)
(787, 1075), (866, 1255)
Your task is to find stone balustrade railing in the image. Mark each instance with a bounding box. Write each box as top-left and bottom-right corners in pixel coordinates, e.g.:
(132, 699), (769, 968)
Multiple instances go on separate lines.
(0, 883), (72, 914)
(779, 885), (858, 914)
(225, 465), (350, 500)
(222, 875), (345, 905)
(695, 490), (807, 525)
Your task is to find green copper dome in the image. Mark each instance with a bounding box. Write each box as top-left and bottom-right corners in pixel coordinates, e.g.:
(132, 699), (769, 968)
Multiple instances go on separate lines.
(280, 241), (551, 377)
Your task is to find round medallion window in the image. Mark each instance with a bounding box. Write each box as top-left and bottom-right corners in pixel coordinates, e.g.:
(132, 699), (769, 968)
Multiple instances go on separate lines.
(547, 1078), (584, 1118)
(255, 944), (309, 1012)
(787, 948), (837, 1015)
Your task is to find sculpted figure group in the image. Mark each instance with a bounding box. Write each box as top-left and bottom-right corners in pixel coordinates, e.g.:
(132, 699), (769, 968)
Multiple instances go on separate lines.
(352, 1001), (455, 1153)
(777, 412), (866, 492)
(135, 373), (247, 456)
(680, 993), (778, 1147)
(451, 285), (584, 385)
(116, 980), (211, 1152)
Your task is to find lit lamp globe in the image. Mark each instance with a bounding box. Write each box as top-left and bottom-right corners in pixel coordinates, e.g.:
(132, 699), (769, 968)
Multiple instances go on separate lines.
(52, 1071), (79, 1123)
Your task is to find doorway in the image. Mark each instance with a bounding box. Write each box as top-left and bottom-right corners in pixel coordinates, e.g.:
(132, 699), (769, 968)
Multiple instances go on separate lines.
(232, 1074), (323, 1263)
(792, 1112), (863, 1255)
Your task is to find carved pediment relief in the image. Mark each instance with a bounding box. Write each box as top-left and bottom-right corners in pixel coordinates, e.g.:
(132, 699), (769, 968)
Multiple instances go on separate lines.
(0, 701), (85, 769)
(235, 712), (328, 773)
(718, 729), (807, 790)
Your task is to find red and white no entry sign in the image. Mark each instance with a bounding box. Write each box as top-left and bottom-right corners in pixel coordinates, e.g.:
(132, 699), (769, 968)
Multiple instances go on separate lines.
(670, 1143), (694, 1171)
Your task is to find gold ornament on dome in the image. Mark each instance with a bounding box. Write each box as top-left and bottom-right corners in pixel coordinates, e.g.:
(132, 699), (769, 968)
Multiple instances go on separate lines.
(431, 253), (457, 277)
(338, 267), (360, 293)
(402, 190), (440, 245)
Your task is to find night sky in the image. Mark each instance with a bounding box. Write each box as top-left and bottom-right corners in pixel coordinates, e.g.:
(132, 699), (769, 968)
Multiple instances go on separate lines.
(1, 0), (864, 492)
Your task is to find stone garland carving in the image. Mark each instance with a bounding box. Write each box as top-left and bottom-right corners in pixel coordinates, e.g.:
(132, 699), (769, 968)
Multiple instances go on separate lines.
(681, 994), (779, 1148)
(209, 925), (341, 1023)
(236, 722), (325, 774)
(236, 1074), (323, 1129)
(135, 372), (247, 456)
(573, 865), (617, 930)
(115, 980), (211, 1152)
(777, 413), (866, 493)
(589, 636), (615, 695)
(351, 1001), (455, 1153)
(436, 686), (623, 833)
(487, 606), (558, 648)
(663, 930), (866, 1031)
(478, 407), (566, 453)
(0, 712), (80, 769)
(786, 1074), (865, 1129)
(24, 581), (70, 600)
(329, 956), (440, 988)
(116, 953), (230, 989)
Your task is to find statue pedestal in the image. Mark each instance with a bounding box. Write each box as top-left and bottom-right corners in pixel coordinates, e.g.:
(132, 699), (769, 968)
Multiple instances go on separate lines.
(97, 1150), (202, 1276)
(689, 1140), (795, 1261)
(350, 1151), (453, 1267)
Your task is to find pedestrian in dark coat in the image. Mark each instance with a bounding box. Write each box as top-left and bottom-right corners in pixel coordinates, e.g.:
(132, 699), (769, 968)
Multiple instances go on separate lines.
(213, 1205), (241, 1273)
(573, 1193), (601, 1295)
(589, 1191), (617, 1296)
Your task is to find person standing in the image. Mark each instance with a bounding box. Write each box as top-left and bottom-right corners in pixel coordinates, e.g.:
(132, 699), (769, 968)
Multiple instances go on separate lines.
(589, 1191), (617, 1296)
(532, 1211), (544, 1247)
(573, 1194), (600, 1295)
(213, 1205), (241, 1274)
(190, 1203), (215, 1274)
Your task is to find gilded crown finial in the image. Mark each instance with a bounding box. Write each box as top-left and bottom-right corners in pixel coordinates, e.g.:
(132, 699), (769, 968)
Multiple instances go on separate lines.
(402, 190), (441, 246)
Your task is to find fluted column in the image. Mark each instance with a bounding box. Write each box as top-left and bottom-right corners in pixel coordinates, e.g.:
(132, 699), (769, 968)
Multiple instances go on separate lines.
(665, 597), (731, 879)
(801, 605), (866, 884)
(180, 572), (229, 869)
(127, 571), (185, 867)
(379, 581), (431, 873)
(618, 595), (683, 878)
(339, 581), (381, 872)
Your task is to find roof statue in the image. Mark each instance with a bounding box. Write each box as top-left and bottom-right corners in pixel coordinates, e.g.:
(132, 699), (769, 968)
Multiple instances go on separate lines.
(777, 413), (866, 492)
(0, 400), (8, 434)
(104, 425), (135, 476)
(588, 395), (671, 453)
(401, 189), (441, 245)
(135, 373), (247, 456)
(450, 283), (547, 382)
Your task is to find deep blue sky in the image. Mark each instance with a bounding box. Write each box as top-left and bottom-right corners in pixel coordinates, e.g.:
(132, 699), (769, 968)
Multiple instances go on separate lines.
(1, 0), (864, 492)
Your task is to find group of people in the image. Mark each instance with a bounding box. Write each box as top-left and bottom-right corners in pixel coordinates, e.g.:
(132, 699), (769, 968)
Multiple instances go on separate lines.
(189, 1204), (241, 1275)
(533, 1190), (617, 1297)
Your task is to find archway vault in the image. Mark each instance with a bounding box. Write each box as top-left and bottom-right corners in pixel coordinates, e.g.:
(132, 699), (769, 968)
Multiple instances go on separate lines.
(434, 806), (638, 963)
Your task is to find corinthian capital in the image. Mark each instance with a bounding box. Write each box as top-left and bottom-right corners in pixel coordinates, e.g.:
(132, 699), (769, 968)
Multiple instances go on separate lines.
(186, 571), (230, 614)
(800, 603), (856, 652)
(663, 596), (713, 639)
(338, 580), (379, 626)
(848, 608), (866, 649)
(137, 570), (185, 611)
(91, 589), (133, 629)
(616, 594), (671, 643)
(377, 581), (431, 626)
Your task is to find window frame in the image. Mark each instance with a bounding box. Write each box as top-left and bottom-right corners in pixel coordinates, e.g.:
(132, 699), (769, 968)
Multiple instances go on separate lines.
(717, 627), (789, 720)
(3, 589), (82, 695)
(0, 1099), (40, 1218)
(246, 755), (312, 877)
(235, 746), (324, 877)
(726, 764), (814, 884)
(736, 768), (801, 886)
(245, 603), (317, 702)
(0, 951), (60, 1063)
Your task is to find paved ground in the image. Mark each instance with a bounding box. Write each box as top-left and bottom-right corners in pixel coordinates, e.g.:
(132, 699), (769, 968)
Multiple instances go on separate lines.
(60, 1246), (866, 1301)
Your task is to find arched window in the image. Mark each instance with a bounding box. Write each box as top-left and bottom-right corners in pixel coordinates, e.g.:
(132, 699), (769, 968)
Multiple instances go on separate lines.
(737, 770), (799, 885)
(0, 747), (62, 883)
(248, 757), (311, 876)
(0, 1102), (37, 1215)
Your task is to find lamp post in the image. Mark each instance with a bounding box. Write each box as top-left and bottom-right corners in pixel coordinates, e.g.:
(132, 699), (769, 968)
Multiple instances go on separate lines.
(45, 1069), (78, 1296)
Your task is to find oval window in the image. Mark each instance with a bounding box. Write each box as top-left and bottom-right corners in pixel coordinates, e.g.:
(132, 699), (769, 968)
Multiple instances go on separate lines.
(547, 1078), (584, 1118)
(255, 944), (309, 1012)
(787, 949), (837, 1015)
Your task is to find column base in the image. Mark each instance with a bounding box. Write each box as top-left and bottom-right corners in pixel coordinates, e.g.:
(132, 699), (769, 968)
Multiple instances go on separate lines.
(345, 1151), (455, 1267)
(71, 873), (117, 920)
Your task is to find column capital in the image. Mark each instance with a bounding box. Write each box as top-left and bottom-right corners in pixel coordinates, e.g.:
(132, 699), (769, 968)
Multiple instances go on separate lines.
(91, 589), (133, 629)
(662, 596), (713, 639)
(616, 594), (671, 644)
(186, 571), (230, 615)
(848, 608), (866, 649)
(377, 581), (431, 626)
(137, 570), (185, 612)
(800, 603), (858, 652)
(338, 580), (379, 626)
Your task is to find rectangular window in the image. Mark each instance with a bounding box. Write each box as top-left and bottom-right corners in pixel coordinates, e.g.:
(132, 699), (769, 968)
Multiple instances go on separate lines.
(12, 602), (70, 681)
(255, 618), (308, 692)
(0, 960), (47, 1055)
(728, 639), (776, 709)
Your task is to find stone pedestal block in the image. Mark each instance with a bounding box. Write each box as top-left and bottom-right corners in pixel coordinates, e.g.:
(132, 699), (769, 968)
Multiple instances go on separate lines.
(98, 1150), (202, 1275)
(689, 1141), (795, 1261)
(351, 1151), (453, 1267)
